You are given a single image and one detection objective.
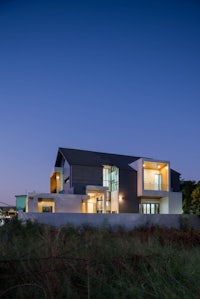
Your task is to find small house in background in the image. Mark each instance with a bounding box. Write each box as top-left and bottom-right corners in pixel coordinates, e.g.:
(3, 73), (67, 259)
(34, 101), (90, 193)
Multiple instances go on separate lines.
(25, 147), (182, 214)
(0, 207), (16, 226)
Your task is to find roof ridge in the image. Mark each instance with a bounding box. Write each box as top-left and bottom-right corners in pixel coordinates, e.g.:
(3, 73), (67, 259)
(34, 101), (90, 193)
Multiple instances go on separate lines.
(59, 147), (140, 159)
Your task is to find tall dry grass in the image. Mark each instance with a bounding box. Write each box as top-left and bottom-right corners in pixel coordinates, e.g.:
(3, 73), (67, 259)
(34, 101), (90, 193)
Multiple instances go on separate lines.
(0, 218), (200, 299)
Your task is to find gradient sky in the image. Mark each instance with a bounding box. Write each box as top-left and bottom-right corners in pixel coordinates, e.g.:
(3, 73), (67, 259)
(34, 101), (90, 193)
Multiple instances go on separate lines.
(0, 0), (200, 205)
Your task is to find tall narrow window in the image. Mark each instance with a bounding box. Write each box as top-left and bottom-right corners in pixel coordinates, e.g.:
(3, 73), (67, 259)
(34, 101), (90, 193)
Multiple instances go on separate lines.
(155, 174), (162, 190)
(96, 197), (103, 213)
(103, 165), (119, 192)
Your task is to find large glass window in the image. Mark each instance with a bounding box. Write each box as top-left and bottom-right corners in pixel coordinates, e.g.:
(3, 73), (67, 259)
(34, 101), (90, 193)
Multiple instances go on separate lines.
(103, 165), (119, 192)
(143, 161), (169, 191)
(140, 203), (159, 214)
(103, 168), (110, 189)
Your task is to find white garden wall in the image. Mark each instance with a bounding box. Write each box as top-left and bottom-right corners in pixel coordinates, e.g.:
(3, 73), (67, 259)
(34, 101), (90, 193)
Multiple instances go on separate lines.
(18, 211), (200, 230)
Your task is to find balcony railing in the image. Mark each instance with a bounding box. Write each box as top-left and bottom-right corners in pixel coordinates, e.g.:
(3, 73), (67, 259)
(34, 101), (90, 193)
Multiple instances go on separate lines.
(144, 182), (169, 192)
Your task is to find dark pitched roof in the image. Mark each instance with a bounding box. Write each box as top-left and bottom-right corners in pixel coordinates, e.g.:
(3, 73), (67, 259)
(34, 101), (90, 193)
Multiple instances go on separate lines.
(55, 148), (140, 170)
(171, 168), (181, 176)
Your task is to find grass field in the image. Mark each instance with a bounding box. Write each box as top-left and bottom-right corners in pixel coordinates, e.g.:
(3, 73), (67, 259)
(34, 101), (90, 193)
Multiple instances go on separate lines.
(0, 218), (200, 299)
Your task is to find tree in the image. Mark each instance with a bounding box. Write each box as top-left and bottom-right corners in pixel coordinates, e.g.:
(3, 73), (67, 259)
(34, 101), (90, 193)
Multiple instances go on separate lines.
(180, 180), (196, 214)
(191, 182), (200, 215)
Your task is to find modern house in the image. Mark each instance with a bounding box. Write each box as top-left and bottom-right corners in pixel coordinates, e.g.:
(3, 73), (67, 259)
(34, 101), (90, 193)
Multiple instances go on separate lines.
(26, 148), (182, 214)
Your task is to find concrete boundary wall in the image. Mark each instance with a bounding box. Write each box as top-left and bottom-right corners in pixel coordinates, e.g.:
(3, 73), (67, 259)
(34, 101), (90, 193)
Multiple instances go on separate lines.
(18, 212), (200, 230)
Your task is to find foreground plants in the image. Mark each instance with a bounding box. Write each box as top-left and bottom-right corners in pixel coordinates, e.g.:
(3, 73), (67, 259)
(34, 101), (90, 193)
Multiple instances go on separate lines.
(0, 219), (200, 299)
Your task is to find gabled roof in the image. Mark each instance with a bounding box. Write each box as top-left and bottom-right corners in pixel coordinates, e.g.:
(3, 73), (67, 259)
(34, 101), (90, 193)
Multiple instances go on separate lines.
(55, 148), (140, 170)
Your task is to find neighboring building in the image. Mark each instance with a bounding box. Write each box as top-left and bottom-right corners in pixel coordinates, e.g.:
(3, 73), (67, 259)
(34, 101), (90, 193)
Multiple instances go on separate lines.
(15, 195), (26, 212)
(26, 148), (182, 214)
(0, 206), (17, 219)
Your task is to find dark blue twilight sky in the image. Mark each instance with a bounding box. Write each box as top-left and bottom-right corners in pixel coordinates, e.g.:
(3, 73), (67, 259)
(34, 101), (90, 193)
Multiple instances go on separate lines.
(0, 0), (200, 205)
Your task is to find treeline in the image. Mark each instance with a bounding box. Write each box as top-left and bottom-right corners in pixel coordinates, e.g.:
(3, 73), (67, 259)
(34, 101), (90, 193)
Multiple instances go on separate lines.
(180, 180), (200, 215)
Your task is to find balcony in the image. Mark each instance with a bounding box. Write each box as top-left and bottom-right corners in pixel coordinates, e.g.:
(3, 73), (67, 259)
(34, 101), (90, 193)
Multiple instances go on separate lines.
(144, 182), (169, 192)
(132, 158), (170, 197)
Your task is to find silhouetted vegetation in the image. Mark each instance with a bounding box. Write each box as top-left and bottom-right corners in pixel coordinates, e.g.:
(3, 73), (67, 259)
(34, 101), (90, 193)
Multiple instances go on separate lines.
(181, 180), (200, 215)
(0, 219), (200, 298)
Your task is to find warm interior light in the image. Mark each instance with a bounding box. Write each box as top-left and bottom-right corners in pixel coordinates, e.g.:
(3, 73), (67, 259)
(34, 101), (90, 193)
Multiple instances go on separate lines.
(119, 195), (123, 202)
(56, 175), (60, 180)
(143, 164), (146, 167)
(158, 165), (161, 169)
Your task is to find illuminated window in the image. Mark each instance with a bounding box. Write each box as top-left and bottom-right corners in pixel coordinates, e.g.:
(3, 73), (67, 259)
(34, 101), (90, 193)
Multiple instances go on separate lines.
(96, 197), (103, 213)
(140, 203), (159, 214)
(103, 165), (119, 192)
(155, 174), (162, 190)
